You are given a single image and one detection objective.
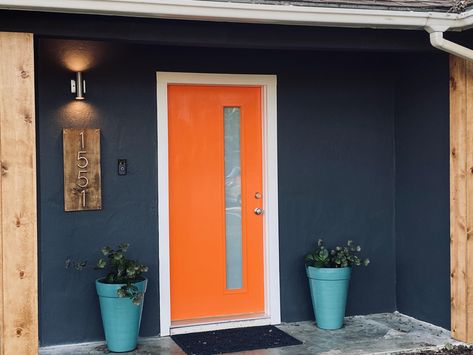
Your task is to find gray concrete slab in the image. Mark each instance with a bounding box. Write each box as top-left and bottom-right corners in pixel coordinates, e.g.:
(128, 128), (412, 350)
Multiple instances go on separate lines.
(39, 313), (460, 355)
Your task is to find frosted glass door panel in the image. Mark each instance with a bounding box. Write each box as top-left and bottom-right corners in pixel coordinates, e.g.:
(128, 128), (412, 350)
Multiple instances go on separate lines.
(224, 107), (242, 290)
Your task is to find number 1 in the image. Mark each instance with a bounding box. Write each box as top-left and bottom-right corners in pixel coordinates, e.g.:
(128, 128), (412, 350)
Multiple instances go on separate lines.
(80, 189), (86, 208)
(80, 131), (85, 150)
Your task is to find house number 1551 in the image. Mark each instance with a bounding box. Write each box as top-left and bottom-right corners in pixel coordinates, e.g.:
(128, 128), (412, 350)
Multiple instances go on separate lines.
(63, 128), (102, 212)
(77, 131), (89, 207)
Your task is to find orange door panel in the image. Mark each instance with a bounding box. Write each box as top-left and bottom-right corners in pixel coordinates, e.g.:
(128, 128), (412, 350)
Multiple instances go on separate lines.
(168, 85), (264, 321)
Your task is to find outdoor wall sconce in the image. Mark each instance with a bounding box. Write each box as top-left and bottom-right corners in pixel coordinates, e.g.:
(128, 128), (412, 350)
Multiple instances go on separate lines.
(71, 71), (86, 100)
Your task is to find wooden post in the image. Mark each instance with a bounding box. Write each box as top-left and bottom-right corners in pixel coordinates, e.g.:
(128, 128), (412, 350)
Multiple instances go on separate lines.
(0, 32), (38, 355)
(450, 54), (473, 343)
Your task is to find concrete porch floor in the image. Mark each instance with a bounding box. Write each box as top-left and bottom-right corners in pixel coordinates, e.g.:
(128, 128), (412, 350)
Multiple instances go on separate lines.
(40, 313), (460, 355)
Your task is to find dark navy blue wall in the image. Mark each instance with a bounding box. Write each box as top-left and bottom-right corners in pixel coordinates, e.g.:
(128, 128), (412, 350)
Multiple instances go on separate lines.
(37, 38), (399, 345)
(394, 53), (450, 329)
(36, 40), (161, 345)
(277, 59), (397, 321)
(21, 5), (452, 343)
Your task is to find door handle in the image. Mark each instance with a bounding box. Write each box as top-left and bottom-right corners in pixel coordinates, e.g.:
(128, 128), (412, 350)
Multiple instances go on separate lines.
(254, 208), (263, 215)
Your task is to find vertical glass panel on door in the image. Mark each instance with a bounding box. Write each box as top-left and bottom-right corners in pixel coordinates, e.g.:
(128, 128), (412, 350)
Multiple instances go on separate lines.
(224, 107), (242, 290)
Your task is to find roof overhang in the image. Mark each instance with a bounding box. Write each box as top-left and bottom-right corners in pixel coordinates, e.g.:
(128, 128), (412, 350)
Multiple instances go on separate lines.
(0, 0), (473, 32)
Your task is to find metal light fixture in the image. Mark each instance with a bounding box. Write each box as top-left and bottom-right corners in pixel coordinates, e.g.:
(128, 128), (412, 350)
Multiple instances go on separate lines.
(71, 71), (86, 100)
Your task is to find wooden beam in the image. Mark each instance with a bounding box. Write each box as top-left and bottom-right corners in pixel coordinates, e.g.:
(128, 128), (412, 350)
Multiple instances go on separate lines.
(0, 32), (38, 355)
(450, 54), (473, 343)
(466, 59), (473, 344)
(450, 54), (467, 341)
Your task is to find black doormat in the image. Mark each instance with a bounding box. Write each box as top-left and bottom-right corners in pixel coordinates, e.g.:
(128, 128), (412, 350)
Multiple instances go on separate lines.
(171, 325), (302, 355)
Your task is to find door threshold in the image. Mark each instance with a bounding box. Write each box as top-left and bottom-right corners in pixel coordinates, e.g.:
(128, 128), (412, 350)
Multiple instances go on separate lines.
(170, 314), (271, 335)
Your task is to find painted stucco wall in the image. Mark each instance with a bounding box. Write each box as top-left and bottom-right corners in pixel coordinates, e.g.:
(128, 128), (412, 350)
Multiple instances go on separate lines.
(277, 58), (397, 322)
(0, 9), (450, 346)
(394, 53), (450, 329)
(36, 40), (161, 345)
(36, 38), (399, 345)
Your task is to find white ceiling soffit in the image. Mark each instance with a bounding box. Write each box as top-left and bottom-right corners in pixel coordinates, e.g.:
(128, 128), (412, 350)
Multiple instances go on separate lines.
(0, 0), (473, 31)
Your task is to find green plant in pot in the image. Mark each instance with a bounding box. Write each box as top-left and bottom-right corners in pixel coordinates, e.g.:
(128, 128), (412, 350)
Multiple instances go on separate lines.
(305, 239), (369, 330)
(66, 243), (148, 352)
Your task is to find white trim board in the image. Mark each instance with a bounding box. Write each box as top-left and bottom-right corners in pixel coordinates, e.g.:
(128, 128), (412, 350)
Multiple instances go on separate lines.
(156, 72), (280, 336)
(1, 0), (473, 31)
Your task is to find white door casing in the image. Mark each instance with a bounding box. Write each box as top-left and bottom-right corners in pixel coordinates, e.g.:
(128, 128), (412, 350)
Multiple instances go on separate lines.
(156, 72), (280, 336)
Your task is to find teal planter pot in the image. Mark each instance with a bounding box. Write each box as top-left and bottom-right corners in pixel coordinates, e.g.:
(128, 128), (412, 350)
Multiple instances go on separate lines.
(96, 278), (147, 352)
(306, 266), (351, 330)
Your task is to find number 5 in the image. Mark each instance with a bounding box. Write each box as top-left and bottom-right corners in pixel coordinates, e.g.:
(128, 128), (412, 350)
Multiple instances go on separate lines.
(77, 151), (88, 169)
(77, 170), (88, 188)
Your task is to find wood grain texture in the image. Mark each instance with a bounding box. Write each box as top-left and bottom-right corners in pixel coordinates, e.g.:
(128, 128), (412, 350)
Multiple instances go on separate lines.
(450, 54), (467, 341)
(0, 32), (38, 354)
(63, 128), (102, 211)
(466, 59), (473, 344)
(449, 55), (473, 343)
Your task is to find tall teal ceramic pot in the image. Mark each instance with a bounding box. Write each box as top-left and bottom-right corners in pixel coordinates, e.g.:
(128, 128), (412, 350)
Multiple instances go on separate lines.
(306, 267), (351, 330)
(96, 278), (147, 352)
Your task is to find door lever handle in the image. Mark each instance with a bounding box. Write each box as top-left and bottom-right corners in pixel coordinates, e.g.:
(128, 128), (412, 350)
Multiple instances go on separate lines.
(254, 208), (263, 215)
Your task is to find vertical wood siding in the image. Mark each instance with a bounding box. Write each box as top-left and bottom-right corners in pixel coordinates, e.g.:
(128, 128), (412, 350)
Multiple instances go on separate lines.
(450, 55), (473, 342)
(0, 32), (38, 355)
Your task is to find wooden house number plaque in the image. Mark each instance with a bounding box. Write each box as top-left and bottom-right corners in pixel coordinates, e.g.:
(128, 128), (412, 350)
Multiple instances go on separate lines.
(63, 128), (102, 211)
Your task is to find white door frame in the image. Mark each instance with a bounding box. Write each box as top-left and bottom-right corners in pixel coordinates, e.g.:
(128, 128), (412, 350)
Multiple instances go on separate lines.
(156, 72), (280, 336)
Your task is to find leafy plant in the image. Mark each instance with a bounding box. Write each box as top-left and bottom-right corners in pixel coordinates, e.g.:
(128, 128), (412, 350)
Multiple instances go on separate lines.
(66, 243), (148, 305)
(305, 239), (370, 268)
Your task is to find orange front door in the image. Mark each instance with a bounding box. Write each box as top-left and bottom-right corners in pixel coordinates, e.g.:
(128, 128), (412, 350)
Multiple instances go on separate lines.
(168, 85), (264, 322)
